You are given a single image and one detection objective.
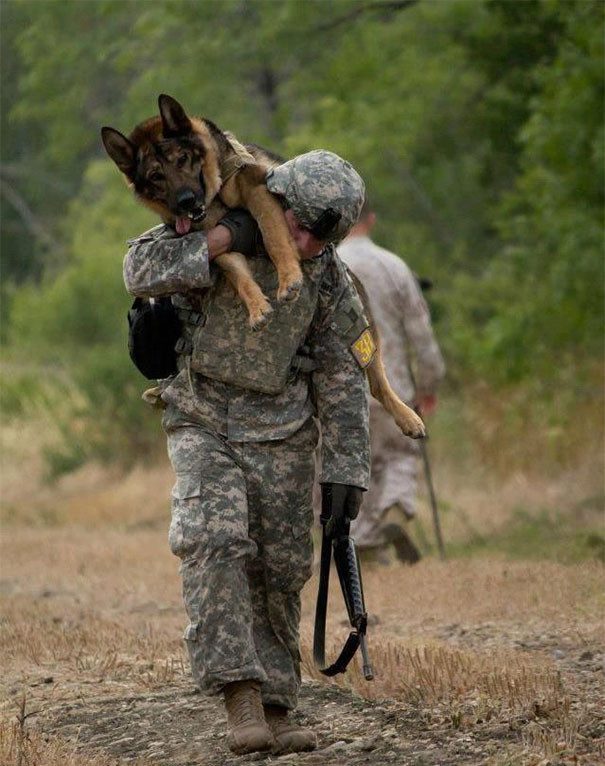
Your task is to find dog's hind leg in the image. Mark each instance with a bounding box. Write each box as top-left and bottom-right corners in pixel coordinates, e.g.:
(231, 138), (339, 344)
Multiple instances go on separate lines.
(215, 252), (273, 330)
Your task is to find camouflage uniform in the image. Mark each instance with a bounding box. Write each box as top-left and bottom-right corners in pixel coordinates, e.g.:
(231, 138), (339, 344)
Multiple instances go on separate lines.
(337, 235), (445, 549)
(123, 153), (369, 710)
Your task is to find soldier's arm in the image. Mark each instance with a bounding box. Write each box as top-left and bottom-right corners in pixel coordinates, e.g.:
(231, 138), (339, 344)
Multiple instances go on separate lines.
(309, 251), (371, 490)
(399, 264), (446, 396)
(123, 224), (232, 297)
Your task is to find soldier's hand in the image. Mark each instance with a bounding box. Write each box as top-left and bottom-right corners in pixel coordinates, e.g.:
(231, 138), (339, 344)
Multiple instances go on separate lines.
(217, 208), (264, 257)
(416, 394), (437, 418)
(321, 483), (364, 538)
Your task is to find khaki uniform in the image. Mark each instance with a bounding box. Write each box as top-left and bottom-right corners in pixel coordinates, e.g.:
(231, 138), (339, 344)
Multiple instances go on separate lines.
(337, 235), (445, 548)
(124, 225), (370, 708)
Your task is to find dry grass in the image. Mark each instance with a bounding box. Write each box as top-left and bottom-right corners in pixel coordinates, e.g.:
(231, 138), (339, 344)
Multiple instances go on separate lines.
(2, 527), (602, 716)
(425, 456), (604, 547)
(0, 711), (146, 766)
(1, 453), (173, 529)
(420, 375), (605, 548)
(1, 403), (603, 765)
(418, 462), (605, 545)
(519, 720), (605, 766)
(433, 374), (605, 478)
(0, 527), (178, 615)
(2, 528), (602, 655)
(301, 558), (604, 647)
(301, 637), (565, 711)
(1, 599), (185, 689)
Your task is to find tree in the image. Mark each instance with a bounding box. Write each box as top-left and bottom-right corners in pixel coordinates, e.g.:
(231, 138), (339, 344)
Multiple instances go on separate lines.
(475, 0), (604, 381)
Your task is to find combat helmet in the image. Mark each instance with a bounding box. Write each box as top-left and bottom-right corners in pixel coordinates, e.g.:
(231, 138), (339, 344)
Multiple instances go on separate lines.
(266, 150), (365, 243)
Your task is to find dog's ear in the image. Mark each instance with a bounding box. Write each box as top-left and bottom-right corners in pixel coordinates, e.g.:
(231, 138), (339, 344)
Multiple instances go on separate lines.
(204, 118), (230, 155)
(158, 94), (192, 137)
(101, 127), (137, 178)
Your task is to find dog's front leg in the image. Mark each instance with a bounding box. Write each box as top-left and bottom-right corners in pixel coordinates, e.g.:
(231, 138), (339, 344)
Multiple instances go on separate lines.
(215, 252), (273, 330)
(239, 180), (303, 303)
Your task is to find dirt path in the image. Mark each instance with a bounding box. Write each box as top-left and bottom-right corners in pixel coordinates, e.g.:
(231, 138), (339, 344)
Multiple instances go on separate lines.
(15, 625), (604, 766)
(2, 525), (604, 764)
(33, 678), (525, 766)
(3, 605), (604, 764)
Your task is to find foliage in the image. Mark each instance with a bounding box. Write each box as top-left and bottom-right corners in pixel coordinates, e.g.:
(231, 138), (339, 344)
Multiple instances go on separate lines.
(1, 0), (603, 472)
(469, 0), (605, 382)
(8, 161), (152, 352)
(4, 162), (160, 472)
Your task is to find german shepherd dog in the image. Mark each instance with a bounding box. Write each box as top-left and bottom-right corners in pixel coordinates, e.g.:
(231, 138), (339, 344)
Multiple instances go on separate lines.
(101, 95), (425, 438)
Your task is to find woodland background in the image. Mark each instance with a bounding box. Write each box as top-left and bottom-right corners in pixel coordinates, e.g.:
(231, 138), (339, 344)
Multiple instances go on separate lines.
(1, 0), (603, 555)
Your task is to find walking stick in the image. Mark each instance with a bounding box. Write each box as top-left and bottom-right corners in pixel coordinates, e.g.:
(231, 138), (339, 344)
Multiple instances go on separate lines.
(401, 317), (447, 560)
(418, 429), (446, 560)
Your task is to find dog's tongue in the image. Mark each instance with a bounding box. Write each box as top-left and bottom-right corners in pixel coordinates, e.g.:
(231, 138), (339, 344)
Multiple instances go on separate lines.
(175, 216), (192, 236)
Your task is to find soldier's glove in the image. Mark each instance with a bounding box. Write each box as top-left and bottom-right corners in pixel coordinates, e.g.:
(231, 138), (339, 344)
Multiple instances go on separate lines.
(321, 483), (364, 539)
(218, 208), (265, 257)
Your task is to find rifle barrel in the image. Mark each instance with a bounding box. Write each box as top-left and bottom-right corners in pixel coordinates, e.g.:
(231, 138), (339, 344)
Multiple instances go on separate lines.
(360, 635), (374, 680)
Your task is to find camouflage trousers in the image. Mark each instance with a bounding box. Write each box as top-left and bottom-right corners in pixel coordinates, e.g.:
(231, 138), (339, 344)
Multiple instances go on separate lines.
(351, 402), (420, 549)
(162, 405), (318, 710)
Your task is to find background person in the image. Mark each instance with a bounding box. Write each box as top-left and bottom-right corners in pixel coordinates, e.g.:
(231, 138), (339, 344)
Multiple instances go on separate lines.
(337, 199), (446, 564)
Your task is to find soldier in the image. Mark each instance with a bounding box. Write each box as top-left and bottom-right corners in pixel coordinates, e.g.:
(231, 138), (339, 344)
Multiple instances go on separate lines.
(123, 151), (370, 756)
(337, 199), (445, 565)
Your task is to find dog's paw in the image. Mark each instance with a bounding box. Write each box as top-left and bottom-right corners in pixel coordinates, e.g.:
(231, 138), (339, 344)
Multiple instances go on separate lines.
(399, 409), (426, 439)
(277, 261), (303, 303)
(248, 300), (273, 331)
(277, 277), (303, 303)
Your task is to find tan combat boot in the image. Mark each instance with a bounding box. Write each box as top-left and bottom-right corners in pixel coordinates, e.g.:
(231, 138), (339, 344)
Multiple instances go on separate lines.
(384, 502), (421, 564)
(223, 680), (275, 755)
(357, 544), (392, 566)
(264, 704), (317, 754)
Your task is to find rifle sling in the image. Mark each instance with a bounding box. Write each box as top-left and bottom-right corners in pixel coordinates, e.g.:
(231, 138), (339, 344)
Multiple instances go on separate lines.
(313, 527), (361, 676)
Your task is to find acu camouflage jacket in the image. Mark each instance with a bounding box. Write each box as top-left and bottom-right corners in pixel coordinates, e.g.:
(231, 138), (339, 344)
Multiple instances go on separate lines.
(123, 224), (370, 489)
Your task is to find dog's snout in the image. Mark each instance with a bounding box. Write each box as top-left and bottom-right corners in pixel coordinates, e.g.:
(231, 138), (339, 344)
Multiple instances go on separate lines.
(176, 188), (197, 212)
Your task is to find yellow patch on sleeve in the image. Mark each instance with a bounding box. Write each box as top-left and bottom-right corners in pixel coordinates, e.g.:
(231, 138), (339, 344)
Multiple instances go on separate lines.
(350, 328), (376, 368)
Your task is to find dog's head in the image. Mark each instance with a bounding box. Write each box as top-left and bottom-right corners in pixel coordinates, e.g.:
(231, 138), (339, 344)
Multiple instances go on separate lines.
(101, 95), (228, 234)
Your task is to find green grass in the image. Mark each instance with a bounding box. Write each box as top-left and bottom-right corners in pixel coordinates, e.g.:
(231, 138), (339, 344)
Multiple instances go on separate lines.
(440, 498), (605, 563)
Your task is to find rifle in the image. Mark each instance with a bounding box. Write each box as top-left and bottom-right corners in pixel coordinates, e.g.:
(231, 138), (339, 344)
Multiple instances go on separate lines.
(313, 505), (374, 681)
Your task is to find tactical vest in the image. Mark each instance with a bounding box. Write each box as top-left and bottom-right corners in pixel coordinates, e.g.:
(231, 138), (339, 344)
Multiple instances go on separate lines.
(176, 255), (327, 395)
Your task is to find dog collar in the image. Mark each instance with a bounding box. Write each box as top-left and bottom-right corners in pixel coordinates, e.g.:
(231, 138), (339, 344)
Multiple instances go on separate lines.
(221, 134), (256, 183)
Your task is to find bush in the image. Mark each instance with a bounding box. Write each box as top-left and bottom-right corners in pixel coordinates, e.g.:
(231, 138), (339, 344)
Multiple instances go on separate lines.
(5, 161), (162, 475)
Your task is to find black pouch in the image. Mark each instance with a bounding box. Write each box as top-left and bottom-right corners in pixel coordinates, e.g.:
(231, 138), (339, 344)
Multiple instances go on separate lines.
(127, 297), (181, 380)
